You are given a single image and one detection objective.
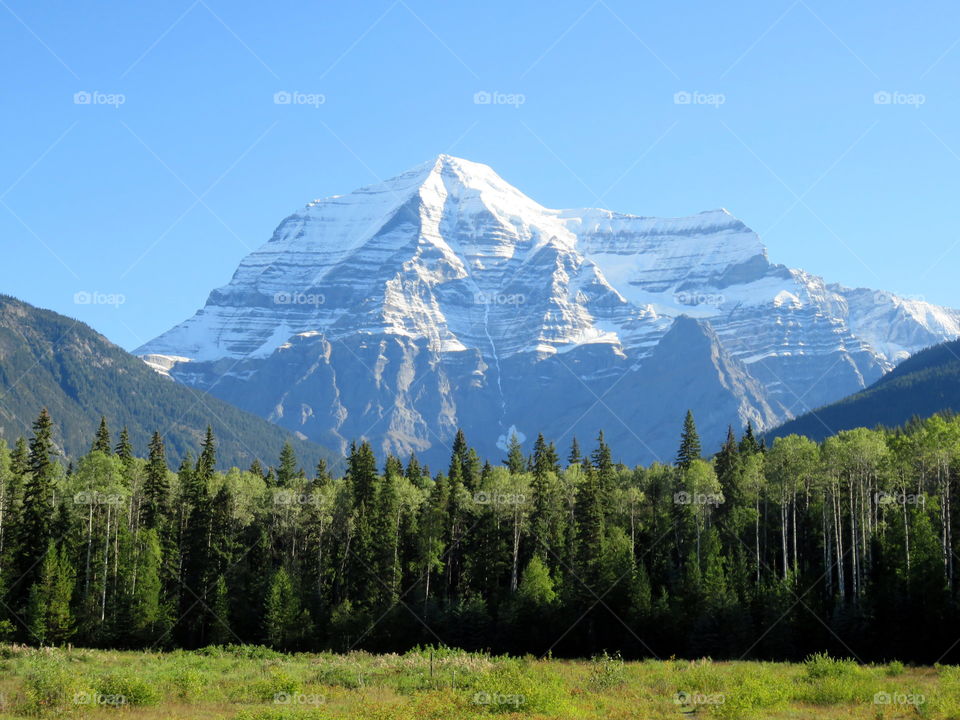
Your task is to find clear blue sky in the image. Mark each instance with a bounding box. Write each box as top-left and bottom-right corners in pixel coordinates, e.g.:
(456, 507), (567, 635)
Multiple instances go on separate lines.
(3, 0), (960, 350)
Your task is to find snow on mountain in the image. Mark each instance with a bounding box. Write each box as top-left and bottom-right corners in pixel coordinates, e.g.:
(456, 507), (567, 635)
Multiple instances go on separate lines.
(137, 154), (960, 464)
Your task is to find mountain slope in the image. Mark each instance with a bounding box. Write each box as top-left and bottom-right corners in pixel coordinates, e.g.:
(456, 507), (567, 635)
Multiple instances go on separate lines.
(136, 155), (960, 464)
(0, 294), (334, 469)
(768, 338), (960, 441)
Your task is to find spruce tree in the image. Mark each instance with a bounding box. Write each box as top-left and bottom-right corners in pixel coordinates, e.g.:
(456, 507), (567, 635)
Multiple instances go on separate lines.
(346, 441), (380, 606)
(676, 410), (702, 471)
(13, 409), (58, 613)
(178, 432), (216, 645)
(115, 427), (134, 464)
(315, 458), (332, 485)
(739, 421), (760, 455)
(130, 529), (163, 642)
(568, 437), (582, 467)
(276, 441), (298, 487)
(25, 542), (74, 645)
(505, 432), (525, 474)
(10, 437), (29, 476)
(91, 416), (111, 454)
(143, 431), (169, 530)
(591, 430), (614, 497)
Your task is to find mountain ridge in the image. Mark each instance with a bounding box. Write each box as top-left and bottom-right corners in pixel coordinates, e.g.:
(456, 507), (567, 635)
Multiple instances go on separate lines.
(0, 294), (335, 470)
(768, 337), (960, 441)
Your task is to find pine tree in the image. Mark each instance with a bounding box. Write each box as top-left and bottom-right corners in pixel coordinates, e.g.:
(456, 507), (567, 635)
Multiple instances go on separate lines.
(143, 432), (169, 530)
(115, 427), (134, 464)
(531, 434), (559, 554)
(92, 416), (111, 454)
(197, 426), (217, 480)
(450, 429), (469, 479)
(405, 453), (426, 489)
(739, 420), (760, 455)
(25, 542), (74, 645)
(568, 437), (582, 467)
(574, 461), (604, 591)
(505, 432), (525, 474)
(178, 430), (216, 645)
(10, 437), (29, 476)
(13, 409), (58, 613)
(373, 472), (400, 605)
(591, 430), (614, 498)
(676, 410), (702, 471)
(346, 441), (380, 606)
(276, 441), (298, 487)
(315, 458), (332, 485)
(130, 529), (163, 642)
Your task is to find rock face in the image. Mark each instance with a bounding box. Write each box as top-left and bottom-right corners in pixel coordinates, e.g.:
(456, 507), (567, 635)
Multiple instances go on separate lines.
(137, 155), (960, 465)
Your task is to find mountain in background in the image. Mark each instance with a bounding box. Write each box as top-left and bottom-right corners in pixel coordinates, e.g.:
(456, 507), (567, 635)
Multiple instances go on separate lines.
(768, 338), (960, 441)
(0, 294), (333, 470)
(136, 155), (960, 465)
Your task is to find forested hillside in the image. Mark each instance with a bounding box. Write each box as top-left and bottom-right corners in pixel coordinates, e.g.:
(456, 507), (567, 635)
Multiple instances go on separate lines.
(769, 338), (960, 441)
(0, 294), (331, 469)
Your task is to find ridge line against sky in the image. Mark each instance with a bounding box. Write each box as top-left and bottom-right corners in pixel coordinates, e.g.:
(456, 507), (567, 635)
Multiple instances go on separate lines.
(2, 0), (960, 349)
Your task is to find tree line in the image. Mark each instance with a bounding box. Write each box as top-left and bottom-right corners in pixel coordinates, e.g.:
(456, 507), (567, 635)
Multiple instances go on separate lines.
(0, 408), (958, 662)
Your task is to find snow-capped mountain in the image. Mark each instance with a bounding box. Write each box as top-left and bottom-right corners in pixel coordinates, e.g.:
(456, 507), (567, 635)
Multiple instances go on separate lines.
(137, 155), (960, 464)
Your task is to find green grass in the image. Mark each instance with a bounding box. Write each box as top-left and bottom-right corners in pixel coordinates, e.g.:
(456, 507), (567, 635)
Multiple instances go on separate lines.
(0, 644), (957, 719)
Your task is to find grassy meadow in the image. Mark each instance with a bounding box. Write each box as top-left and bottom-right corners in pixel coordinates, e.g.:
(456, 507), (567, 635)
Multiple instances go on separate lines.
(0, 644), (956, 719)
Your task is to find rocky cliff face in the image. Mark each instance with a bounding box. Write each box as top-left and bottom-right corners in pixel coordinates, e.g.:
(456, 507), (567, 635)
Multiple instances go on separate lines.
(137, 155), (960, 464)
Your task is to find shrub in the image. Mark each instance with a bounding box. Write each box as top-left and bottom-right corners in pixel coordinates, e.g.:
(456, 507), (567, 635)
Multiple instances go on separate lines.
(170, 667), (208, 700)
(588, 650), (627, 691)
(94, 670), (162, 706)
(885, 660), (905, 677)
(17, 656), (92, 716)
(250, 669), (303, 703)
(465, 659), (570, 715)
(803, 652), (859, 681)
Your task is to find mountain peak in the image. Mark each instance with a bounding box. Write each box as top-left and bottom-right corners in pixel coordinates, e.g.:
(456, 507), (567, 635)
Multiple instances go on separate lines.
(137, 156), (960, 465)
